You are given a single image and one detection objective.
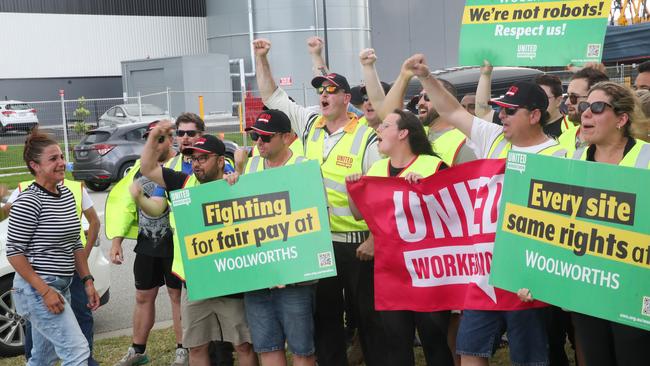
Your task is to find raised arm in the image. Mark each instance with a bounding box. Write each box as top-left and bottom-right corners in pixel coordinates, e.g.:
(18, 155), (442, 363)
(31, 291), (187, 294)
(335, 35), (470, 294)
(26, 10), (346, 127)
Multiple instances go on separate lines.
(359, 48), (386, 114)
(253, 39), (278, 101)
(377, 58), (415, 120)
(140, 120), (174, 188)
(307, 36), (329, 77)
(405, 54), (474, 137)
(475, 60), (495, 121)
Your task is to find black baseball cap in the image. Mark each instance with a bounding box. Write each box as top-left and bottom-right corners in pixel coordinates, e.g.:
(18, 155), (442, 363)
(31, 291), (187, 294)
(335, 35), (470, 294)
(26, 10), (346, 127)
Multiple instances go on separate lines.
(360, 81), (391, 96)
(489, 81), (549, 111)
(181, 134), (225, 156)
(311, 73), (351, 93)
(350, 85), (363, 105)
(245, 109), (291, 134)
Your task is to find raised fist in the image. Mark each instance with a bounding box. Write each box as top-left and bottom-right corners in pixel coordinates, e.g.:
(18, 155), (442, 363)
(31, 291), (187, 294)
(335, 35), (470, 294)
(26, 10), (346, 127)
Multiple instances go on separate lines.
(403, 54), (430, 78)
(481, 59), (493, 75)
(359, 48), (377, 66)
(307, 36), (324, 55)
(253, 39), (271, 57)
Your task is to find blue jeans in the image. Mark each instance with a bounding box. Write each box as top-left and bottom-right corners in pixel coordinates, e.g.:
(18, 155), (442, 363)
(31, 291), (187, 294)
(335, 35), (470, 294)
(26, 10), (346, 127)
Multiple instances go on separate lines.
(24, 273), (98, 365)
(13, 273), (89, 366)
(244, 285), (315, 356)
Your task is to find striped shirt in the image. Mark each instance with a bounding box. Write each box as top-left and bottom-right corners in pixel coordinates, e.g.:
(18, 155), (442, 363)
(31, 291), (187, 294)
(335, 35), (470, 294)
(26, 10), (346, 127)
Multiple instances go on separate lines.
(6, 183), (82, 277)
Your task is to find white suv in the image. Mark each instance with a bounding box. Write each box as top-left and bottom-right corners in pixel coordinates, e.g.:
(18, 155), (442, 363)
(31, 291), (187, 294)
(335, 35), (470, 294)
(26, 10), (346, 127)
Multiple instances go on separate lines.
(0, 204), (110, 356)
(0, 100), (39, 133)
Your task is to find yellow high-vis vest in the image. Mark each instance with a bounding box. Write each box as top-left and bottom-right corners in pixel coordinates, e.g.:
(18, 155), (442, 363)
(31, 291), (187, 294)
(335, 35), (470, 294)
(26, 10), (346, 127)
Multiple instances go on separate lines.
(367, 154), (444, 178)
(571, 139), (650, 168)
(430, 128), (467, 166)
(304, 114), (375, 232)
(486, 133), (567, 158)
(169, 174), (199, 281)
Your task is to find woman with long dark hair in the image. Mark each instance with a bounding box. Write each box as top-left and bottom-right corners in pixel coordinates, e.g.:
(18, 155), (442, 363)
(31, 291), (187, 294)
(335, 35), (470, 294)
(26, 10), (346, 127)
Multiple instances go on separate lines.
(7, 128), (99, 364)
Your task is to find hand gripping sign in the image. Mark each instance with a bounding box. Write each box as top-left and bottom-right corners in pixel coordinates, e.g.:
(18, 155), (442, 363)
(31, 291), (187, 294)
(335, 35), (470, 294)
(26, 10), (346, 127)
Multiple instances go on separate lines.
(347, 159), (546, 311)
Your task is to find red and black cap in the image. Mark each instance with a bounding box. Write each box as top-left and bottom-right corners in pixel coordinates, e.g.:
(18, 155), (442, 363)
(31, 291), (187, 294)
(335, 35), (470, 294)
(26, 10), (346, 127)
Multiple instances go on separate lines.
(311, 73), (351, 93)
(181, 134), (225, 156)
(489, 81), (549, 111)
(245, 109), (291, 135)
(142, 120), (161, 138)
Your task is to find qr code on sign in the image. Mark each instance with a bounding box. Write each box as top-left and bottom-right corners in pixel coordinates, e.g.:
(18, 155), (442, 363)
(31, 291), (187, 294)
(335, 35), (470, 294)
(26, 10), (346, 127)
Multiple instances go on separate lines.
(318, 252), (332, 267)
(587, 44), (601, 58)
(642, 296), (650, 316)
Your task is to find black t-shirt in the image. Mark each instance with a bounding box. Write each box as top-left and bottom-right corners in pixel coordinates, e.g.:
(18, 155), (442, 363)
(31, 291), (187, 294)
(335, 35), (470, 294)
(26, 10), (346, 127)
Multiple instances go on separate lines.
(543, 117), (565, 139)
(586, 137), (635, 162)
(388, 159), (448, 177)
(134, 170), (174, 258)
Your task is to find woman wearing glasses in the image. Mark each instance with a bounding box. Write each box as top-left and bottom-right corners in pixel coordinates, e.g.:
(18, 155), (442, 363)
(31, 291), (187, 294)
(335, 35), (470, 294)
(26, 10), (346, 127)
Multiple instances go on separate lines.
(569, 81), (650, 366)
(348, 109), (453, 366)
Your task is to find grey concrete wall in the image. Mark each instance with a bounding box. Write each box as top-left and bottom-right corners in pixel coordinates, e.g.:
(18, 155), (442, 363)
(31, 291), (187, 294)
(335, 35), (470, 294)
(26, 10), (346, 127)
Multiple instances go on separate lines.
(0, 77), (122, 102)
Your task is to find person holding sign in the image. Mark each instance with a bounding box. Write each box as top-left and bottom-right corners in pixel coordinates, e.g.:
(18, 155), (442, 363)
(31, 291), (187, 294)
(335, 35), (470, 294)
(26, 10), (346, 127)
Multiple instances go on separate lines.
(404, 54), (564, 366)
(348, 109), (454, 366)
(568, 81), (650, 366)
(139, 122), (257, 366)
(237, 109), (316, 366)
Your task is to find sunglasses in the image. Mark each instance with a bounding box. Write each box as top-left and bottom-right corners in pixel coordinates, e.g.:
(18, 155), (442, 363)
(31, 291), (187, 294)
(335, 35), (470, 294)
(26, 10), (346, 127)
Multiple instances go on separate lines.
(565, 93), (589, 104)
(578, 101), (615, 114)
(190, 154), (216, 164)
(419, 93), (430, 102)
(499, 106), (527, 116)
(361, 95), (370, 102)
(250, 132), (276, 143)
(176, 130), (199, 137)
(317, 85), (341, 95)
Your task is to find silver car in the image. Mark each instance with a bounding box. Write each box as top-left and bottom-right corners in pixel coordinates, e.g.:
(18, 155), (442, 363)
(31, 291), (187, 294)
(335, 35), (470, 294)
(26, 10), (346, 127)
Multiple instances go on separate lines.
(0, 101), (39, 134)
(97, 103), (169, 127)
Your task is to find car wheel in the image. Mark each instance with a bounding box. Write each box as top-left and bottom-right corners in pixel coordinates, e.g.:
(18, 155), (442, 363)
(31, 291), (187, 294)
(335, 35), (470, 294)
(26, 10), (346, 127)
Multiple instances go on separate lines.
(118, 161), (135, 179)
(0, 275), (26, 357)
(85, 181), (111, 192)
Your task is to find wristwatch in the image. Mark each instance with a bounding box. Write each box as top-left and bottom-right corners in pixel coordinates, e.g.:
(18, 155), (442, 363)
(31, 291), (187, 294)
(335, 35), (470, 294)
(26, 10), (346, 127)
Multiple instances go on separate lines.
(81, 274), (95, 284)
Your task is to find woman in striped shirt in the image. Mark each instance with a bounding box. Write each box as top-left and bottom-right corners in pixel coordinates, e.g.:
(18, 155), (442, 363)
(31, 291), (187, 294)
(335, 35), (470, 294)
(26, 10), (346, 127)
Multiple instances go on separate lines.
(7, 129), (99, 365)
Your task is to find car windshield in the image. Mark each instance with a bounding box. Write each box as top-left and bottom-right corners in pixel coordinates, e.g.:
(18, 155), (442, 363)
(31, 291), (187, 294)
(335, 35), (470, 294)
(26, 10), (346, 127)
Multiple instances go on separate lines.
(5, 103), (31, 110)
(124, 104), (165, 116)
(81, 131), (111, 144)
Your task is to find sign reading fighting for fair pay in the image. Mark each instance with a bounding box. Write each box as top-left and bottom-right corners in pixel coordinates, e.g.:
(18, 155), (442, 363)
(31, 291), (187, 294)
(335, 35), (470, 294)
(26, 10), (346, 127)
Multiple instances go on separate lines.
(491, 152), (650, 331)
(170, 160), (335, 301)
(459, 0), (609, 66)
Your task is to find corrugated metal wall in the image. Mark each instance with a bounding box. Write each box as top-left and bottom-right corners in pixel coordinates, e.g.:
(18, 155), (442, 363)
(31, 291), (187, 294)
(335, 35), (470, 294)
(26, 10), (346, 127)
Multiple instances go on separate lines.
(0, 0), (205, 16)
(0, 13), (207, 78)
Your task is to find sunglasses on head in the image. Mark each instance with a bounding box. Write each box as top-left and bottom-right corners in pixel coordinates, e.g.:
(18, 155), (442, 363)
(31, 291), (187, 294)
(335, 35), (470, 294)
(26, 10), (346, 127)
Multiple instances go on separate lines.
(565, 93), (589, 104)
(176, 130), (199, 137)
(317, 85), (340, 95)
(249, 131), (276, 143)
(578, 101), (615, 114)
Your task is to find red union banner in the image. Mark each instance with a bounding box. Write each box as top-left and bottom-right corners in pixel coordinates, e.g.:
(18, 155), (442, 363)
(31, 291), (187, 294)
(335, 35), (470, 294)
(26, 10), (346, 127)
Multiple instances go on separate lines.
(347, 159), (546, 311)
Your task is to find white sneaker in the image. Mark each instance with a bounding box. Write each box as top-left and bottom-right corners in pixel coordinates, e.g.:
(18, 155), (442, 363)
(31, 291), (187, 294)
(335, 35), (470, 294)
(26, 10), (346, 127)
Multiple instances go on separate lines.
(114, 346), (149, 366)
(171, 347), (189, 366)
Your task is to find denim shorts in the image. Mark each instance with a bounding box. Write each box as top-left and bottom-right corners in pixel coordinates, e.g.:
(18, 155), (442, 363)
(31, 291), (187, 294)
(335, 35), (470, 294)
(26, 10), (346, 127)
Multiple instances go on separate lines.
(244, 285), (315, 356)
(456, 309), (548, 366)
(13, 273), (89, 365)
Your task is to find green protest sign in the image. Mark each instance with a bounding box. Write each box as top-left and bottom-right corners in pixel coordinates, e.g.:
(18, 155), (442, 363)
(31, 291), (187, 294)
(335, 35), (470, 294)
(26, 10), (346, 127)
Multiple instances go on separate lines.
(170, 160), (336, 301)
(459, 0), (609, 66)
(491, 152), (650, 331)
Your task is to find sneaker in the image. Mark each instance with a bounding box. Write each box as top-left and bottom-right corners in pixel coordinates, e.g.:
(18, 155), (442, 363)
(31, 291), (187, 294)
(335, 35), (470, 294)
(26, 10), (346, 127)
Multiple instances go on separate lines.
(114, 347), (149, 366)
(171, 347), (189, 366)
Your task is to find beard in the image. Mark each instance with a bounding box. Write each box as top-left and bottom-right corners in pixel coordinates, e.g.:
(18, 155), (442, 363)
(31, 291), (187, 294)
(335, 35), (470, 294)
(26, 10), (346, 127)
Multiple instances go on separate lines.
(419, 109), (439, 126)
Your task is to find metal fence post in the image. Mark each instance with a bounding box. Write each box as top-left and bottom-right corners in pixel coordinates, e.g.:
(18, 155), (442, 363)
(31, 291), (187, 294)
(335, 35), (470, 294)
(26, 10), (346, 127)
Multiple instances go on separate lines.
(302, 83), (307, 106)
(239, 58), (247, 147)
(60, 93), (70, 163)
(138, 92), (142, 121)
(166, 87), (171, 116)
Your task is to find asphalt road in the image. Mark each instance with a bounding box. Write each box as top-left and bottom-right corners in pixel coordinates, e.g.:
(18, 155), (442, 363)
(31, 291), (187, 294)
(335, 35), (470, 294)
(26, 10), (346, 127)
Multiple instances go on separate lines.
(89, 190), (175, 336)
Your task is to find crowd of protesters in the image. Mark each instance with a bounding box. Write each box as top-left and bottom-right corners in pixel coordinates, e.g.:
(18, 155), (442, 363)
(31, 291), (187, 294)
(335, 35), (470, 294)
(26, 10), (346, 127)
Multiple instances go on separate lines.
(2, 35), (650, 366)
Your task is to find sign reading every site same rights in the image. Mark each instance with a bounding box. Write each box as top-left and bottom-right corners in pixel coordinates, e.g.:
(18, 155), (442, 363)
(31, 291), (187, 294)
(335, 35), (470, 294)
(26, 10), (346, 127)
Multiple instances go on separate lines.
(459, 0), (609, 66)
(491, 152), (650, 331)
(169, 160), (336, 301)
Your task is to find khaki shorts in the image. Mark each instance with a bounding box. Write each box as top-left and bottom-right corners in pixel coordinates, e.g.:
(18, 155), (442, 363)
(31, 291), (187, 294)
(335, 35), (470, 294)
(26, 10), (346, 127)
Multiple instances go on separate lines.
(181, 289), (252, 348)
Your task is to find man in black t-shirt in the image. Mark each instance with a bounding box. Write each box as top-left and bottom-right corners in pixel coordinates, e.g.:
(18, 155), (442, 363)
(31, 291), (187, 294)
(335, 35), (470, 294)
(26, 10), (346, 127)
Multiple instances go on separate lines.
(140, 121), (257, 366)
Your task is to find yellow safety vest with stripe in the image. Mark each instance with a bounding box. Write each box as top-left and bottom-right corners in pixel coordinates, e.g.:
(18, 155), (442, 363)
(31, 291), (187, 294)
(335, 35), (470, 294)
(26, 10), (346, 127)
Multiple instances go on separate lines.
(486, 133), (567, 158)
(367, 155), (444, 178)
(169, 174), (199, 281)
(571, 139), (650, 168)
(245, 153), (307, 173)
(105, 154), (183, 240)
(429, 128), (467, 166)
(251, 136), (304, 158)
(304, 113), (375, 232)
(18, 179), (86, 246)
(560, 115), (572, 133)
